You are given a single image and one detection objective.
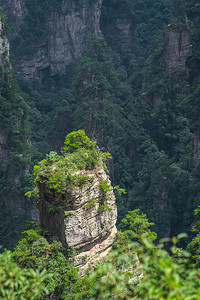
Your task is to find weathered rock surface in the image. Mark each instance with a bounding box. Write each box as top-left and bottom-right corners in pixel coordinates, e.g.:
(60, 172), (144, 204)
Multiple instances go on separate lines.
(38, 164), (117, 272)
(0, 18), (37, 222)
(193, 133), (200, 166)
(164, 24), (192, 72)
(0, 20), (10, 163)
(0, 0), (103, 80)
(0, 21), (9, 71)
(100, 0), (135, 51)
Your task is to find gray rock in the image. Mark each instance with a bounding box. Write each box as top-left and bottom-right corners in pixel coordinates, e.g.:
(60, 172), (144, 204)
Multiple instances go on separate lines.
(0, 0), (103, 80)
(164, 24), (192, 72)
(38, 164), (117, 272)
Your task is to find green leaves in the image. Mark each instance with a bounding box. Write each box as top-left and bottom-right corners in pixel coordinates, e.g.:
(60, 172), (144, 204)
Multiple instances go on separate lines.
(121, 209), (157, 242)
(90, 232), (200, 300)
(0, 250), (50, 299)
(114, 185), (127, 196)
(11, 229), (92, 299)
(27, 130), (111, 202)
(62, 130), (96, 152)
(100, 180), (110, 192)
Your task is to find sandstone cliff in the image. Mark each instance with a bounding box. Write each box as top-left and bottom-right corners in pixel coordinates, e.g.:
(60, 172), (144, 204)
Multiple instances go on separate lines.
(0, 21), (9, 72)
(38, 164), (117, 273)
(164, 23), (192, 72)
(0, 0), (103, 80)
(34, 131), (117, 273)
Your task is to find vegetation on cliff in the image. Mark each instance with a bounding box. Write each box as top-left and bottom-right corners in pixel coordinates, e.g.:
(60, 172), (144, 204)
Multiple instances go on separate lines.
(0, 11), (32, 248)
(2, 209), (200, 299)
(1, 0), (200, 295)
(2, 0), (200, 246)
(27, 130), (111, 203)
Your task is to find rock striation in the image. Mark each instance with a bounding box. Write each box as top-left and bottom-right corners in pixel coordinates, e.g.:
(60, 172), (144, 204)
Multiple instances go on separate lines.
(0, 0), (103, 80)
(0, 21), (10, 72)
(164, 24), (192, 72)
(37, 164), (117, 273)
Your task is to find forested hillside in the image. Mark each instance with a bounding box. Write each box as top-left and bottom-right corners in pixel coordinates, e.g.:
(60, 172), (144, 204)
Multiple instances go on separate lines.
(1, 0), (200, 297)
(0, 0), (200, 246)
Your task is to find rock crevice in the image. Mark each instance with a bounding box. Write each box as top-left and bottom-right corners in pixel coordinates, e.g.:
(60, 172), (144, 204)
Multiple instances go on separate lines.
(37, 164), (117, 272)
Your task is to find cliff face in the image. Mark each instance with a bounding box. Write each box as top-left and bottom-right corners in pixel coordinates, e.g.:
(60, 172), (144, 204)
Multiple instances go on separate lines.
(0, 16), (38, 248)
(100, 0), (135, 51)
(38, 164), (117, 273)
(0, 0), (103, 80)
(164, 24), (192, 72)
(0, 20), (11, 163)
(139, 20), (193, 239)
(0, 21), (9, 72)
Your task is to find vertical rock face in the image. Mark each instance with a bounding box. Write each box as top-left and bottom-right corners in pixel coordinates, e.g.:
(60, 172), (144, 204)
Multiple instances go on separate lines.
(38, 164), (117, 273)
(0, 0), (103, 80)
(100, 0), (135, 51)
(0, 21), (10, 72)
(164, 24), (192, 72)
(0, 20), (10, 163)
(0, 15), (37, 249)
(193, 133), (200, 166)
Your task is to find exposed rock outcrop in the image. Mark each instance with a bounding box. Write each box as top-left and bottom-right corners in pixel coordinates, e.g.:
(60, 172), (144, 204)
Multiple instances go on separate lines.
(0, 0), (103, 80)
(0, 15), (37, 248)
(0, 19), (11, 163)
(0, 21), (9, 72)
(164, 24), (192, 72)
(193, 133), (200, 166)
(100, 0), (135, 51)
(38, 164), (117, 273)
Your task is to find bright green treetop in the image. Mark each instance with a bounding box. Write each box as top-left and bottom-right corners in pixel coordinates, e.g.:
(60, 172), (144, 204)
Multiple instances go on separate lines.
(62, 130), (96, 152)
(122, 209), (157, 242)
(26, 130), (111, 201)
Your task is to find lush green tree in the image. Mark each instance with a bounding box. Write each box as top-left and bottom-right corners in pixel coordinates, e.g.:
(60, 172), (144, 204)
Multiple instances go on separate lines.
(12, 229), (93, 299)
(27, 130), (111, 201)
(0, 44), (31, 249)
(89, 208), (200, 299)
(90, 232), (200, 300)
(62, 129), (96, 152)
(0, 250), (50, 299)
(121, 209), (157, 242)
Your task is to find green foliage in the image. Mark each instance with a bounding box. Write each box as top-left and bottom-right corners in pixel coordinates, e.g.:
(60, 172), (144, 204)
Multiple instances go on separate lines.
(99, 180), (110, 192)
(114, 185), (127, 196)
(2, 0), (200, 251)
(85, 198), (97, 210)
(0, 46), (31, 249)
(0, 250), (50, 299)
(90, 233), (200, 300)
(98, 205), (112, 212)
(0, 11), (10, 37)
(62, 130), (96, 152)
(101, 0), (170, 58)
(12, 229), (93, 299)
(29, 130), (112, 203)
(121, 209), (157, 242)
(186, 232), (200, 267)
(90, 240), (138, 300)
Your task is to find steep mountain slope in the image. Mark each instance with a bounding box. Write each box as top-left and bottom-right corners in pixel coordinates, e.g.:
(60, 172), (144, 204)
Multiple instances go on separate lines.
(0, 0), (103, 81)
(1, 0), (200, 247)
(0, 12), (36, 248)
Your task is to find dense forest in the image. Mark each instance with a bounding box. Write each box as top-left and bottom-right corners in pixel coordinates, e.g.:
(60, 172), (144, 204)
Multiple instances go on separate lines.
(1, 0), (200, 298)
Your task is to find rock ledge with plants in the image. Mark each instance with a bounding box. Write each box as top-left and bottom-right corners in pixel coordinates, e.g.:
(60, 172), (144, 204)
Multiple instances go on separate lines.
(28, 130), (117, 273)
